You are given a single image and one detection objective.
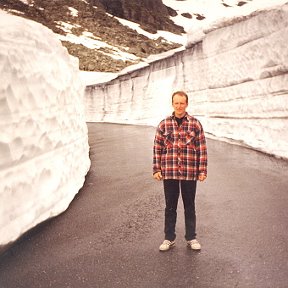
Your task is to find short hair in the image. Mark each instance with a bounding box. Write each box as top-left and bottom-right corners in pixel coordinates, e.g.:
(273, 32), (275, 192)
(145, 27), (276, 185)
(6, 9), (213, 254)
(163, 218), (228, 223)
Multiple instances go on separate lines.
(172, 91), (188, 104)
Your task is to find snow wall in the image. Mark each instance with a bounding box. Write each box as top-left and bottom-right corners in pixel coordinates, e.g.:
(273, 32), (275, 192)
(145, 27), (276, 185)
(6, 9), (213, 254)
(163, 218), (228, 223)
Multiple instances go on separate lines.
(0, 12), (91, 250)
(85, 4), (288, 160)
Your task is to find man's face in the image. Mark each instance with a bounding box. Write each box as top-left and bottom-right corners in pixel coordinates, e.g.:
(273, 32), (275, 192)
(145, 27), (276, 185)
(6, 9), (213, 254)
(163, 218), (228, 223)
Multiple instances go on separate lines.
(172, 94), (188, 118)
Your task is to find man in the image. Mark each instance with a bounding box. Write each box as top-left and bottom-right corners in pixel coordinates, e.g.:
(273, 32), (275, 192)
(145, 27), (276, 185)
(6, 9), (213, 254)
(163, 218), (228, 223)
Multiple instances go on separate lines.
(153, 91), (208, 251)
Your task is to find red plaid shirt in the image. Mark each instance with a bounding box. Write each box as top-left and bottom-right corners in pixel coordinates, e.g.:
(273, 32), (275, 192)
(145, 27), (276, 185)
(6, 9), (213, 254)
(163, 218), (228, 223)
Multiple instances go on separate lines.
(153, 113), (208, 180)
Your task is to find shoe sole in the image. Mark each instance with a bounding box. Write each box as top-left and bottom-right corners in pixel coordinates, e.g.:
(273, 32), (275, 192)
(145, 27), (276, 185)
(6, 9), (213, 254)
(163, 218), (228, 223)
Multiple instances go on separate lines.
(187, 245), (201, 251)
(159, 243), (176, 252)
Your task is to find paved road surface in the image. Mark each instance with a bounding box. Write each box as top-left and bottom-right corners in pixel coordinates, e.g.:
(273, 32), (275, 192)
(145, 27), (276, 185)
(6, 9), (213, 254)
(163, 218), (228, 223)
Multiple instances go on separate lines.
(0, 123), (288, 288)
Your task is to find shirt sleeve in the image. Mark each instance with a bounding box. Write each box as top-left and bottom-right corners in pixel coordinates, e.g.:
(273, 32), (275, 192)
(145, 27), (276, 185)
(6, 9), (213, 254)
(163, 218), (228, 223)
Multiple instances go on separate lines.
(196, 122), (208, 176)
(153, 124), (164, 175)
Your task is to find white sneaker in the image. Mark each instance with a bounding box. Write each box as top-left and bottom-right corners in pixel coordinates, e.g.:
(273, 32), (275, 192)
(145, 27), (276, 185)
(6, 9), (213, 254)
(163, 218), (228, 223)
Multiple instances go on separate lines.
(187, 239), (201, 250)
(159, 240), (175, 251)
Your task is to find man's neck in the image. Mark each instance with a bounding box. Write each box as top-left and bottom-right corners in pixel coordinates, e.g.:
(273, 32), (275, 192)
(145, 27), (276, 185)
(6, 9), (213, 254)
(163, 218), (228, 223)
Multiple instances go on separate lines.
(174, 112), (186, 118)
(175, 115), (185, 126)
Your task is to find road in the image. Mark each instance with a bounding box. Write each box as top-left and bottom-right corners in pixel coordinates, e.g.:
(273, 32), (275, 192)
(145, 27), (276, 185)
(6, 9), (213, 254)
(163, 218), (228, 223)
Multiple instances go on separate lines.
(0, 123), (288, 288)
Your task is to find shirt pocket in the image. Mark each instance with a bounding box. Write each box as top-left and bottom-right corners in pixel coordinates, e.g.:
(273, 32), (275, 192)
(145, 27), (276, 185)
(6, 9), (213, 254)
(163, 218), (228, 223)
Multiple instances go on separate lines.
(163, 130), (174, 146)
(185, 130), (196, 148)
(163, 131), (173, 154)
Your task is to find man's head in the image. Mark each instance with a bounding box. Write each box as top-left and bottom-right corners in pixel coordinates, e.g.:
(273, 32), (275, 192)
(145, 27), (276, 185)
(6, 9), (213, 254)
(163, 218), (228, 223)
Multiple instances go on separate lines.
(172, 91), (188, 118)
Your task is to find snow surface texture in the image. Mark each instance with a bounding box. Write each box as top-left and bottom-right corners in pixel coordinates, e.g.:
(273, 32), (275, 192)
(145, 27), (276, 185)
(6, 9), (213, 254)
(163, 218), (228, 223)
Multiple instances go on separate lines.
(0, 12), (90, 247)
(85, 3), (288, 160)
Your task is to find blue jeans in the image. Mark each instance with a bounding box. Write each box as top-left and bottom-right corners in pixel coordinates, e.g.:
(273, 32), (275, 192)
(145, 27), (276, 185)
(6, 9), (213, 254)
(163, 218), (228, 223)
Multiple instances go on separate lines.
(163, 179), (197, 241)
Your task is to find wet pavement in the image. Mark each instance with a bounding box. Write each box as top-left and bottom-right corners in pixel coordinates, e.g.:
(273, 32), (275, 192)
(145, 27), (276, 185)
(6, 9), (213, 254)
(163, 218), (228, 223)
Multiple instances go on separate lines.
(0, 123), (288, 288)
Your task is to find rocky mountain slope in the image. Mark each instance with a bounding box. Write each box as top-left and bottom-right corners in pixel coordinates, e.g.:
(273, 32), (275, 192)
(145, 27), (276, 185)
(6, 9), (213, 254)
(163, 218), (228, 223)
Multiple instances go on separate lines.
(0, 0), (185, 72)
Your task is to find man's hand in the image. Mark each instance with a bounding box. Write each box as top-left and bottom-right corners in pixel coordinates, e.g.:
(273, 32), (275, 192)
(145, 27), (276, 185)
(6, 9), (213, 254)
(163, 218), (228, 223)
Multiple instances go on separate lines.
(198, 173), (207, 182)
(153, 171), (163, 181)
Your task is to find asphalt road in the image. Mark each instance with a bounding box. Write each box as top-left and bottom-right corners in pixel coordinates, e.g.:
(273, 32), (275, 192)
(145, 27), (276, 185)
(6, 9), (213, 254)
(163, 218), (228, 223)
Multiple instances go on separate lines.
(0, 123), (288, 288)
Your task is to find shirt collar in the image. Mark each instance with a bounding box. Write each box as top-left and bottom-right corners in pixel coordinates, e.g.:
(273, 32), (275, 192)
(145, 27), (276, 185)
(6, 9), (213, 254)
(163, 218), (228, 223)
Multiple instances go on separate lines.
(171, 112), (189, 120)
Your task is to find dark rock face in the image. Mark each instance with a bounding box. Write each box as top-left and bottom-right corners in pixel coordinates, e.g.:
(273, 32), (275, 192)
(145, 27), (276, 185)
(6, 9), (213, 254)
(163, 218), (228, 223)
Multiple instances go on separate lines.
(0, 0), (183, 72)
(95, 0), (184, 34)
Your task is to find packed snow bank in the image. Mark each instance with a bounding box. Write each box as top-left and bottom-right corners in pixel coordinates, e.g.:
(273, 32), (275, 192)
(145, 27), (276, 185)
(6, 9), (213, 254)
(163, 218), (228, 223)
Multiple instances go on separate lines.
(0, 11), (90, 248)
(85, 3), (288, 160)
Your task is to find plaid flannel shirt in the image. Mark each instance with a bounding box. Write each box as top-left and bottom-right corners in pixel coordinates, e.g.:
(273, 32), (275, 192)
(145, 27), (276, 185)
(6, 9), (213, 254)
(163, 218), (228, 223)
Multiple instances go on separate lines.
(153, 113), (208, 180)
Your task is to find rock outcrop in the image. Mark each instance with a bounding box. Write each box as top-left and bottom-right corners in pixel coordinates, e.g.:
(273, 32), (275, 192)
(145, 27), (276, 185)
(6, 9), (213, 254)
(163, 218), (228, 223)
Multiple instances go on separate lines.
(0, 0), (182, 72)
(95, 0), (184, 34)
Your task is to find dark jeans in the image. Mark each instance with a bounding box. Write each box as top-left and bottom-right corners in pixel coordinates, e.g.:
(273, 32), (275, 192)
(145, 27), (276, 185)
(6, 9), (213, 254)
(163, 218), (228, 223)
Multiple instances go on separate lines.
(163, 179), (197, 241)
